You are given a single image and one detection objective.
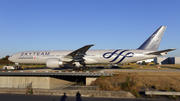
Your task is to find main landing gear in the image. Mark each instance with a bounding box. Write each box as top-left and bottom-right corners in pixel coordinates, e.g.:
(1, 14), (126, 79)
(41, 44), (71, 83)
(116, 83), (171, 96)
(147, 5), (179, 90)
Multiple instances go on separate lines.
(73, 62), (89, 71)
(73, 66), (89, 71)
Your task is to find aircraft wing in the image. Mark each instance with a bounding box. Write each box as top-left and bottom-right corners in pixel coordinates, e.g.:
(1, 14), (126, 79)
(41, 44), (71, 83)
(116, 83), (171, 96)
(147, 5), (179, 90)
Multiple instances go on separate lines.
(61, 44), (95, 62)
(146, 48), (176, 55)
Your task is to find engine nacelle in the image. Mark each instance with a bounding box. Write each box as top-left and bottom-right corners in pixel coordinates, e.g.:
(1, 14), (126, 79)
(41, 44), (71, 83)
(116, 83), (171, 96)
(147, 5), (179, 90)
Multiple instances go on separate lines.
(46, 58), (64, 68)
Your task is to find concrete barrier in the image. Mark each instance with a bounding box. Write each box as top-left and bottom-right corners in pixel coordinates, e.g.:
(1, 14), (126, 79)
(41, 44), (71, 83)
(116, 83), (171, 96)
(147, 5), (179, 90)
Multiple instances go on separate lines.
(0, 76), (75, 89)
(146, 91), (180, 97)
(0, 88), (135, 98)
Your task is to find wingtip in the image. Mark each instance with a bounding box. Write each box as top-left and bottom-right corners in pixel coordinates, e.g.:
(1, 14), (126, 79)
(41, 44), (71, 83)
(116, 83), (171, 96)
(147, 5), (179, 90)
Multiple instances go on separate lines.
(170, 48), (176, 50)
(89, 44), (95, 46)
(85, 44), (95, 46)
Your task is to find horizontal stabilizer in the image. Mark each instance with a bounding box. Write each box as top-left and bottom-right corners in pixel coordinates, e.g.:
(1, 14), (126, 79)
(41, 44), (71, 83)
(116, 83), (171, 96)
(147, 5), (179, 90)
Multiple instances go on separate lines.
(146, 48), (176, 55)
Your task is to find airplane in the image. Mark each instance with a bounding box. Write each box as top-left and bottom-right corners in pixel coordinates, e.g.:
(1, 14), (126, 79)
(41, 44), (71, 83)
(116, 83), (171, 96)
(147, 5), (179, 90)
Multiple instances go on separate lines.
(8, 26), (176, 70)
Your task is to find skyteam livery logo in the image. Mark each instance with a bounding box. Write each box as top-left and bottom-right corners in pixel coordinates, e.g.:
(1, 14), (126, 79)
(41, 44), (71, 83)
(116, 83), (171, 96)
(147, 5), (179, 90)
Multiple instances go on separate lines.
(103, 49), (134, 64)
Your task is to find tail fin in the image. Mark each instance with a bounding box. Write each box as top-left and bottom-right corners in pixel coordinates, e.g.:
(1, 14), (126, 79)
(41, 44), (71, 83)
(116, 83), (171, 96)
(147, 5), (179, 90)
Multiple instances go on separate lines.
(138, 26), (167, 51)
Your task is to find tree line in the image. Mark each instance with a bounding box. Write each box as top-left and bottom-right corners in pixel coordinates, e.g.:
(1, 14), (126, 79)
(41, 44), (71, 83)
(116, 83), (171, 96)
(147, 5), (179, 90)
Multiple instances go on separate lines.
(0, 55), (14, 64)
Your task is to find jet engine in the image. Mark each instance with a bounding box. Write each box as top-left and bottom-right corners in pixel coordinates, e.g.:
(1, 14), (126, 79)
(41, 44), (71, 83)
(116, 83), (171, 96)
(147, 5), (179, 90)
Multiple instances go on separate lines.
(46, 58), (64, 68)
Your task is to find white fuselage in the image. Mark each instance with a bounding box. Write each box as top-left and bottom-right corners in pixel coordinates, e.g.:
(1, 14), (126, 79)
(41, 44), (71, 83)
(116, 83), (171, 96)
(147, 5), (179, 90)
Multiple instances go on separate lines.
(8, 49), (165, 65)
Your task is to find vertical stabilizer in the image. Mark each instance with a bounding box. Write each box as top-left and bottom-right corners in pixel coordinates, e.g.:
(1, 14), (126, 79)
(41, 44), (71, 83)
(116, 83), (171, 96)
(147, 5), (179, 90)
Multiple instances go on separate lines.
(138, 26), (167, 51)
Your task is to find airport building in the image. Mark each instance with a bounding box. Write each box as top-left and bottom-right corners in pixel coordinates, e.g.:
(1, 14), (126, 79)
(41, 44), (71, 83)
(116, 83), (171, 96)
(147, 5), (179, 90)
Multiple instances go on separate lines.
(154, 57), (180, 65)
(137, 57), (180, 65)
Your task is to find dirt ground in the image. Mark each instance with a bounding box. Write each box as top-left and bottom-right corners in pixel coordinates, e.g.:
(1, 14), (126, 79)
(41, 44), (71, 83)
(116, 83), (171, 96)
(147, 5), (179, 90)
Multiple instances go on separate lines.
(90, 70), (180, 100)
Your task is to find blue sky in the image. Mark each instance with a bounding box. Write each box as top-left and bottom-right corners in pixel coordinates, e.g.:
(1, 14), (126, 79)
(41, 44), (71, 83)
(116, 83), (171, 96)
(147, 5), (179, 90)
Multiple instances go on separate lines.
(0, 0), (180, 58)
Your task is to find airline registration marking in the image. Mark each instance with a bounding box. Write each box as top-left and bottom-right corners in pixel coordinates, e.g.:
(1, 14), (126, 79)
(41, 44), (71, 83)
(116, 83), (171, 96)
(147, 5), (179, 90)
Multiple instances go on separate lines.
(103, 49), (134, 64)
(19, 57), (36, 59)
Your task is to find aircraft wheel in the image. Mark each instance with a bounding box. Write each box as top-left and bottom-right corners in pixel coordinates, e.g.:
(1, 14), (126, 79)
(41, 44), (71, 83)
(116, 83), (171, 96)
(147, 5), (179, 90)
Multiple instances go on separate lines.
(73, 67), (78, 71)
(79, 67), (83, 71)
(85, 67), (89, 70)
(14, 66), (18, 70)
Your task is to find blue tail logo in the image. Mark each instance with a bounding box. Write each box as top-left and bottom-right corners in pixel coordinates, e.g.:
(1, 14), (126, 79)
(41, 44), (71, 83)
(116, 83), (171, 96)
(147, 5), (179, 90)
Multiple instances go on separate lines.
(103, 49), (134, 64)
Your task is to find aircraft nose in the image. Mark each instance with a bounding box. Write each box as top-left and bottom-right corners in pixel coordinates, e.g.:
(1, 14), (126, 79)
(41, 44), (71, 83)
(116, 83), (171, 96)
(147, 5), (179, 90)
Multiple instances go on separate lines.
(8, 56), (13, 62)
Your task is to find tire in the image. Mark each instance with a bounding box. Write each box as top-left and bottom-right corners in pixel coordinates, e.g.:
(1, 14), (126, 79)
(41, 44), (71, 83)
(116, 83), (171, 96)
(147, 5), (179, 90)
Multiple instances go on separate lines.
(85, 67), (89, 70)
(79, 67), (83, 71)
(14, 66), (18, 70)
